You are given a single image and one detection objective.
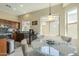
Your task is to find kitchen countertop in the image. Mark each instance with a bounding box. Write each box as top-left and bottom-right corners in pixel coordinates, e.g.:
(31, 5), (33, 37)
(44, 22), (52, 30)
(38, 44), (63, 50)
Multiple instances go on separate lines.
(0, 33), (12, 36)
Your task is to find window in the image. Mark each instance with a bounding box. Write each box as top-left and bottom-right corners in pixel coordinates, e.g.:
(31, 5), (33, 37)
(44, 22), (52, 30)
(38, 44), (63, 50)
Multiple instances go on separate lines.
(65, 8), (77, 39)
(49, 16), (59, 36)
(40, 16), (59, 36)
(22, 20), (30, 31)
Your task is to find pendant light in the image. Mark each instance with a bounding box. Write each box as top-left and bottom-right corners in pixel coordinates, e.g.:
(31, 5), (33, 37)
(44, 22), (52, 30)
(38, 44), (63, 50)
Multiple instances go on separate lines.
(48, 3), (53, 21)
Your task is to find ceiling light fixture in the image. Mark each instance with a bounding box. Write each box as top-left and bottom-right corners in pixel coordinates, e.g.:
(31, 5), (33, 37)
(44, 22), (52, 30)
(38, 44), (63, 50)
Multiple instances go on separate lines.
(23, 14), (30, 18)
(13, 8), (16, 11)
(20, 4), (24, 7)
(48, 3), (53, 21)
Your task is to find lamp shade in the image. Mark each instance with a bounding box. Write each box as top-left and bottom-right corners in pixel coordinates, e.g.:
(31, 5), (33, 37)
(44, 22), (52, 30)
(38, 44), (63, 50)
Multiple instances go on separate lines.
(48, 15), (53, 21)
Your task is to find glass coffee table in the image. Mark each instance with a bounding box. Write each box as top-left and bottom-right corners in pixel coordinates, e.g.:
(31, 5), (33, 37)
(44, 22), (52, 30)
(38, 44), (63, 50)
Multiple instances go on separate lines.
(31, 39), (77, 56)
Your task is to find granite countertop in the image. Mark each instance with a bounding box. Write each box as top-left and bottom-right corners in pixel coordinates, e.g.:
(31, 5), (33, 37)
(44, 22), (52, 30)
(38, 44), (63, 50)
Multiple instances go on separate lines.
(0, 33), (12, 36)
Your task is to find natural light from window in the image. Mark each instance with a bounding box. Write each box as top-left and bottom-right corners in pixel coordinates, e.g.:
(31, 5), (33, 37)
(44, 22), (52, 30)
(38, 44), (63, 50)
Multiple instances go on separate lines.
(65, 8), (77, 39)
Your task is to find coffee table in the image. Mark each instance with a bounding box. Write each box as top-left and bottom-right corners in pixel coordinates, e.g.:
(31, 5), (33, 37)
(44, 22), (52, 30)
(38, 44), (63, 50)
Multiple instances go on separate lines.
(31, 39), (77, 56)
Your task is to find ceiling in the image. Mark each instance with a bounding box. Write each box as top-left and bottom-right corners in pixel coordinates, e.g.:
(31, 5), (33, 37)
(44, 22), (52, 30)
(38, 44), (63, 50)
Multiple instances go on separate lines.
(0, 3), (60, 16)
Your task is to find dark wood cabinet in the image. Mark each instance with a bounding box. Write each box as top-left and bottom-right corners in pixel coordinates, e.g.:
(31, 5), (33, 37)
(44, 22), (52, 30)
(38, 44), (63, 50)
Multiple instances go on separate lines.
(0, 39), (7, 56)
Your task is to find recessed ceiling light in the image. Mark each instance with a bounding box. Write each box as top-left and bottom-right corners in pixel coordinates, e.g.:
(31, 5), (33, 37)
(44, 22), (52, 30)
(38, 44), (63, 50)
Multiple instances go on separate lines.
(25, 14), (30, 17)
(20, 4), (24, 7)
(13, 8), (16, 11)
(23, 14), (30, 18)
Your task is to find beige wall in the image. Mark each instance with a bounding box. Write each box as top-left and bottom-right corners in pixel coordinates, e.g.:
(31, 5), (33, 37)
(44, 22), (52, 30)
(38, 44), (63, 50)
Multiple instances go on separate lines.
(19, 4), (79, 37)
(19, 4), (64, 34)
(0, 10), (19, 22)
(19, 3), (79, 55)
(60, 3), (79, 54)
